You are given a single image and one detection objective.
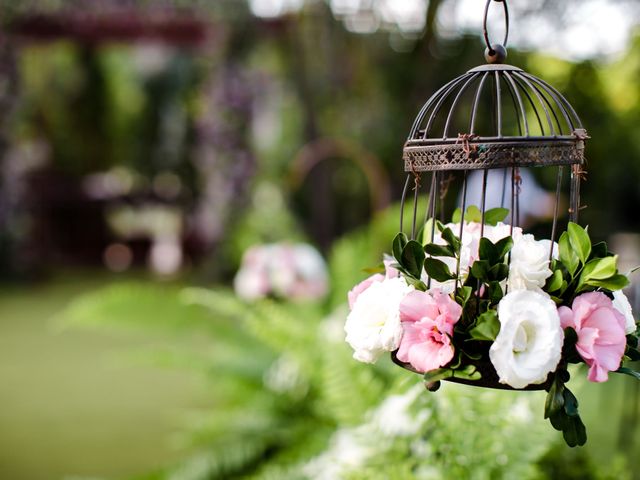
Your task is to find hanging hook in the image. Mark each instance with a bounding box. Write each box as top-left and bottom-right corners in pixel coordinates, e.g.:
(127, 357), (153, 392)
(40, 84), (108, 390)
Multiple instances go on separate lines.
(483, 0), (509, 63)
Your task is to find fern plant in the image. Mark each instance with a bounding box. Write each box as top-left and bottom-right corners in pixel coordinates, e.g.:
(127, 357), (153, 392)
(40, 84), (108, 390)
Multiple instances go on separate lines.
(58, 209), (567, 479)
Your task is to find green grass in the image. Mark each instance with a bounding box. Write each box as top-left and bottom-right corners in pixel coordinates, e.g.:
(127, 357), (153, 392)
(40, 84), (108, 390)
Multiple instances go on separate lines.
(0, 272), (210, 480)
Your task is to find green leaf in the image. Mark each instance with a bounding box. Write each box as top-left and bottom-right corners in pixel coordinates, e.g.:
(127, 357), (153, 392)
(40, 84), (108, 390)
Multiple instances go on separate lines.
(487, 281), (504, 304)
(563, 388), (580, 417)
(545, 381), (587, 448)
(546, 270), (564, 292)
(455, 286), (473, 306)
(401, 240), (426, 279)
(478, 237), (513, 266)
(544, 374), (565, 419)
(548, 410), (568, 432)
(448, 352), (463, 370)
(484, 207), (510, 226)
(586, 274), (630, 291)
(489, 263), (509, 281)
(563, 414), (587, 448)
(423, 368), (454, 384)
(478, 238), (497, 263)
(363, 263), (385, 274)
(393, 233), (408, 262)
(615, 367), (640, 381)
(494, 236), (514, 261)
(452, 365), (482, 381)
(415, 224), (425, 246)
(470, 260), (490, 282)
(567, 222), (591, 265)
(461, 349), (483, 361)
(424, 243), (455, 258)
(465, 205), (483, 223)
(451, 208), (462, 224)
(424, 258), (455, 283)
(625, 338), (640, 361)
(580, 256), (618, 282)
(559, 232), (579, 276)
(441, 227), (462, 253)
(421, 218), (435, 246)
(404, 277), (428, 292)
(469, 310), (500, 341)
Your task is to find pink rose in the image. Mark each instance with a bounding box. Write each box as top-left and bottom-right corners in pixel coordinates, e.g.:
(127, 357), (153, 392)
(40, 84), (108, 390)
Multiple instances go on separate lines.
(348, 274), (384, 309)
(396, 290), (462, 373)
(558, 292), (627, 383)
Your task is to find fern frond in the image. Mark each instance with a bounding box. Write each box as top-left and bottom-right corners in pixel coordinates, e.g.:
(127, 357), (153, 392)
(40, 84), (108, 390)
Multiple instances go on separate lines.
(56, 283), (216, 334)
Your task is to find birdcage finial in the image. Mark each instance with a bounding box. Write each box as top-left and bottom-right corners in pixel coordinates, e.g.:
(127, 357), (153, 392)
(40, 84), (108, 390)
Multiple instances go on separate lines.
(483, 0), (509, 64)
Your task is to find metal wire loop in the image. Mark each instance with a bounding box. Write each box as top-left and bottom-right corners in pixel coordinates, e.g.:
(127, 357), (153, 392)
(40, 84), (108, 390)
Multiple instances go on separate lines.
(483, 0), (509, 52)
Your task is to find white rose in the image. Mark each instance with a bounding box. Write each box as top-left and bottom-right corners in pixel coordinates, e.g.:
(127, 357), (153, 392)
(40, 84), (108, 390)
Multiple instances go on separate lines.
(344, 278), (413, 363)
(490, 290), (564, 389)
(613, 290), (637, 334)
(486, 222), (523, 244)
(508, 234), (555, 292)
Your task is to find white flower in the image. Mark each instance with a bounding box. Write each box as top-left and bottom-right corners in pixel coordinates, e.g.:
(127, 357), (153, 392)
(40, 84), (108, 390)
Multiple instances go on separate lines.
(302, 426), (373, 480)
(508, 234), (555, 292)
(487, 222), (523, 244)
(490, 290), (564, 389)
(233, 268), (269, 301)
(613, 290), (636, 334)
(344, 278), (413, 363)
(369, 385), (429, 437)
(302, 384), (428, 479)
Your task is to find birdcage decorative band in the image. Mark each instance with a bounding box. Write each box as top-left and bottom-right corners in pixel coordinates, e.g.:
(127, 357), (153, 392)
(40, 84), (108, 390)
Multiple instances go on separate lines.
(403, 139), (585, 172)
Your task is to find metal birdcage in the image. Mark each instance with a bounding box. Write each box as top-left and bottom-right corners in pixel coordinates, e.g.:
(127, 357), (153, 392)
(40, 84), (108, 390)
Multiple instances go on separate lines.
(394, 0), (588, 390)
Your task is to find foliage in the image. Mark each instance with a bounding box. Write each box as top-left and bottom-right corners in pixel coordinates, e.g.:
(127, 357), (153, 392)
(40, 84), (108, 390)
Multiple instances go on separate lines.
(56, 217), (565, 479)
(536, 444), (631, 480)
(386, 212), (639, 448)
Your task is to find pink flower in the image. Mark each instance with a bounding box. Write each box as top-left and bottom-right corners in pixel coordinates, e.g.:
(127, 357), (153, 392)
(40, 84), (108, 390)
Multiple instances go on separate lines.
(558, 292), (627, 383)
(383, 257), (400, 280)
(348, 274), (384, 309)
(347, 259), (401, 310)
(396, 290), (462, 373)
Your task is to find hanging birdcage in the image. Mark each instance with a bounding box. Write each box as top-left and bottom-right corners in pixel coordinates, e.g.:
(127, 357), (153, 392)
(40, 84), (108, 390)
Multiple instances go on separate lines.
(345, 0), (640, 448)
(399, 0), (587, 243)
(391, 0), (589, 390)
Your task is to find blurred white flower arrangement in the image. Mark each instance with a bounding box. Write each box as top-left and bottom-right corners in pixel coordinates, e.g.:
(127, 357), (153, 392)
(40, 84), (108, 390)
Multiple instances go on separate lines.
(234, 243), (329, 301)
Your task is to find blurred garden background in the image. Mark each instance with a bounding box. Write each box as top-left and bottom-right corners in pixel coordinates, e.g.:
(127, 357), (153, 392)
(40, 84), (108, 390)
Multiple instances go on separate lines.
(1, 0), (640, 479)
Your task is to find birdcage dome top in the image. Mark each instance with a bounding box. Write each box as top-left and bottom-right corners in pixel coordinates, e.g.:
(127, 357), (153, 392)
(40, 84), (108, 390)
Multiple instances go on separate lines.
(403, 63), (587, 173)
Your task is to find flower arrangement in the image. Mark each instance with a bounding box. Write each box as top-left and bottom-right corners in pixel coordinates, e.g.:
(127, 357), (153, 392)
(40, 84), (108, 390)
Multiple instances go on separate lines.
(345, 206), (640, 447)
(234, 243), (329, 301)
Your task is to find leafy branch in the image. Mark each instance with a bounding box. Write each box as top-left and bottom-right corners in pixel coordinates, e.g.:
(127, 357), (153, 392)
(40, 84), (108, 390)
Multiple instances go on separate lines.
(544, 370), (587, 447)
